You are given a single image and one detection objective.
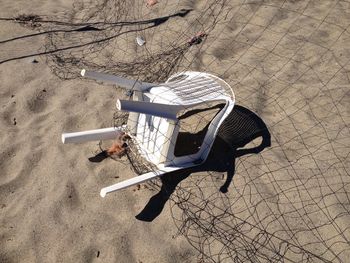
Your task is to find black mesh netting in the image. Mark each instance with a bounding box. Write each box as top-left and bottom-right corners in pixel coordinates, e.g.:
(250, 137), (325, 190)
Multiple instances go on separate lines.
(2, 0), (349, 262)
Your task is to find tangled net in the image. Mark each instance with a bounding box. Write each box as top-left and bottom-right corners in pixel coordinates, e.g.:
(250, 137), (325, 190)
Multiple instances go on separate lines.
(6, 0), (350, 262)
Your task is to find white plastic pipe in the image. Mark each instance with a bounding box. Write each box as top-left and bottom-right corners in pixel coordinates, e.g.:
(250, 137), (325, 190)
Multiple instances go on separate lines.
(100, 166), (182, 197)
(62, 127), (123, 144)
(117, 99), (182, 120)
(81, 69), (154, 91)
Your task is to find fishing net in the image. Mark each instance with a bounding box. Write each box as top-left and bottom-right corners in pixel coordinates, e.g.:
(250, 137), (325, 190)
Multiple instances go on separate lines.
(4, 0), (350, 262)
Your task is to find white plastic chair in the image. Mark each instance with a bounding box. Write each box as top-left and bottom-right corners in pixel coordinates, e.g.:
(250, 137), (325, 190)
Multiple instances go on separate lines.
(62, 70), (235, 197)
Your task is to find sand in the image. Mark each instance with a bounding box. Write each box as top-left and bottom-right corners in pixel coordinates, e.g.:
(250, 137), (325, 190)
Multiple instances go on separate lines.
(1, 0), (349, 262)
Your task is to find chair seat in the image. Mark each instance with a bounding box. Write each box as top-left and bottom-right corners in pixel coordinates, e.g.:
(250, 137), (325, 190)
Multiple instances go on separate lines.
(128, 71), (235, 168)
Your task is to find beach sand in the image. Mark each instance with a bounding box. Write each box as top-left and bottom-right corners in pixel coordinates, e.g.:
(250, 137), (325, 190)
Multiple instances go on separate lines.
(1, 0), (349, 262)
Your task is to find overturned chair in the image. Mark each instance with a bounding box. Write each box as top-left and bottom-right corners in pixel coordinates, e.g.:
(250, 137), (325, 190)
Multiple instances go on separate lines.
(62, 70), (235, 197)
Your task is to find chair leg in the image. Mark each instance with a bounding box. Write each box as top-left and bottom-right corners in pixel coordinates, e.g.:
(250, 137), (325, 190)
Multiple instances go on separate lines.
(62, 126), (126, 144)
(100, 166), (182, 197)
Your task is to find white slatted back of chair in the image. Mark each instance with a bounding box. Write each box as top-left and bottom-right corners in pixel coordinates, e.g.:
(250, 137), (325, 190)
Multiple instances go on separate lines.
(163, 72), (233, 105)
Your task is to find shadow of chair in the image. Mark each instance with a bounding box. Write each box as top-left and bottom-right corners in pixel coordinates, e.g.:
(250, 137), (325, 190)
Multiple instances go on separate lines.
(136, 104), (271, 221)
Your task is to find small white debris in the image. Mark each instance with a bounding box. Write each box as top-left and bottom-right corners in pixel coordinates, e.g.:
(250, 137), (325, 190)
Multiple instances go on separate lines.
(136, 36), (146, 46)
